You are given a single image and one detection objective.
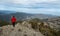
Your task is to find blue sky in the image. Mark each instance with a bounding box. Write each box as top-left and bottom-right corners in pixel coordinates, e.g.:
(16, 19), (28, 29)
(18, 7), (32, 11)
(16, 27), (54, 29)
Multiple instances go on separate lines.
(0, 0), (60, 15)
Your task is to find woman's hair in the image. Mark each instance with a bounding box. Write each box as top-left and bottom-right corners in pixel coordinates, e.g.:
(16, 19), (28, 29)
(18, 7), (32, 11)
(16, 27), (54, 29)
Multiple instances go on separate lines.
(13, 16), (15, 17)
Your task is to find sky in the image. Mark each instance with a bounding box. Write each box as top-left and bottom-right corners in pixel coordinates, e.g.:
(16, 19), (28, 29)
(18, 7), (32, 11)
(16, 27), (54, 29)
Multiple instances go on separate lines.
(0, 0), (60, 15)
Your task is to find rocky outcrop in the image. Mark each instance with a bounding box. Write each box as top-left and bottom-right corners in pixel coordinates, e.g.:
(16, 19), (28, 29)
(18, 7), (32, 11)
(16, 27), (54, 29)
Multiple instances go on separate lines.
(0, 23), (44, 36)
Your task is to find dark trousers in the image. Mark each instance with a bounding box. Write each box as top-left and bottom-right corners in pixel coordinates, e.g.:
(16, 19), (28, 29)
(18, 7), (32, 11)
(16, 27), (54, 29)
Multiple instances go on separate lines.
(12, 22), (15, 27)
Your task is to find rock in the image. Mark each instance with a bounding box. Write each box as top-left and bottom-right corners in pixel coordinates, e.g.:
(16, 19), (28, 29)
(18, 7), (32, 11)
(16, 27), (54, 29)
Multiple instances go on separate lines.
(18, 29), (22, 32)
(0, 23), (44, 36)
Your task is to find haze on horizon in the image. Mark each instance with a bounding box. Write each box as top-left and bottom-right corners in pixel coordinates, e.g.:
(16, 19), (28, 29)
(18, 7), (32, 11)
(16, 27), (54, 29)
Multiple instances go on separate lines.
(0, 0), (60, 16)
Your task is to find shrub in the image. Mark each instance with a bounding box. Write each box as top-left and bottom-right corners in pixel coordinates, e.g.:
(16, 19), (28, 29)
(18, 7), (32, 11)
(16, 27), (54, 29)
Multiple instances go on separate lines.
(0, 21), (9, 27)
(39, 23), (59, 36)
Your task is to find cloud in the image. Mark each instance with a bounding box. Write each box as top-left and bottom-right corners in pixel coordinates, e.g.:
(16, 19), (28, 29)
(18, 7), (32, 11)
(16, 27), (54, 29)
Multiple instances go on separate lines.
(0, 0), (60, 15)
(0, 0), (60, 8)
(13, 0), (58, 4)
(0, 0), (59, 4)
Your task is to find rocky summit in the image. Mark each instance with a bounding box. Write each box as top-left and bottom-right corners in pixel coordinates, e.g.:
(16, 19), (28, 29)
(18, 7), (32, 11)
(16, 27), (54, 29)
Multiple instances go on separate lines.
(0, 23), (44, 36)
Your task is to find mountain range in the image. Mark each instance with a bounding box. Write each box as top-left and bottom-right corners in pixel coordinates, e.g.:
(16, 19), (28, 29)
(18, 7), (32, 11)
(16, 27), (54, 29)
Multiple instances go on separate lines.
(0, 10), (58, 22)
(0, 10), (16, 14)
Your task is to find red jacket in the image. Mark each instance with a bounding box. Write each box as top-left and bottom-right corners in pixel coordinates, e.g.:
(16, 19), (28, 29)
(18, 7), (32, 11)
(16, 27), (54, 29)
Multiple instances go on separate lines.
(11, 17), (16, 23)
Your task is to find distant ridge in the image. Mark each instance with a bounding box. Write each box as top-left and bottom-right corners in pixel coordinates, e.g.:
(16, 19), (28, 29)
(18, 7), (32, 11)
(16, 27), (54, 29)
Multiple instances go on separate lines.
(0, 10), (16, 14)
(0, 10), (58, 22)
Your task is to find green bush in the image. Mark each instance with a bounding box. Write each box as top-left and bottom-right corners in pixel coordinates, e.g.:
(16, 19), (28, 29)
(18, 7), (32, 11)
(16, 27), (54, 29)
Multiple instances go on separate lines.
(28, 18), (41, 30)
(56, 31), (60, 36)
(0, 21), (9, 27)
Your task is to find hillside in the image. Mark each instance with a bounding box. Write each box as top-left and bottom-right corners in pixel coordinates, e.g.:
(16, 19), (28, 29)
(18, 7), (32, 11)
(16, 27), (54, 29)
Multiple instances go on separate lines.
(21, 18), (60, 36)
(0, 18), (60, 36)
(45, 17), (60, 31)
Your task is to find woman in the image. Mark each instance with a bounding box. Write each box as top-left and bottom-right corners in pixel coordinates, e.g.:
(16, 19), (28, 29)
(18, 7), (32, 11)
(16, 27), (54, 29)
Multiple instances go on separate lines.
(11, 16), (16, 27)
